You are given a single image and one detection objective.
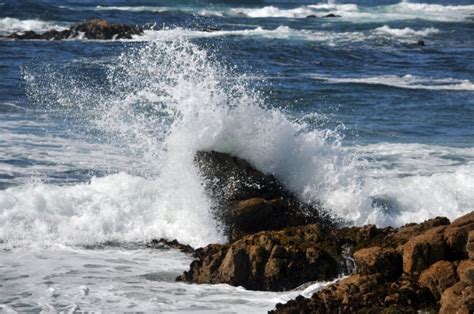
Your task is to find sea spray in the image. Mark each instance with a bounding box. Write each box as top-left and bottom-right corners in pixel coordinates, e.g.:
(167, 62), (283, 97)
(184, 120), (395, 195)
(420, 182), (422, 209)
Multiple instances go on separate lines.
(17, 39), (353, 247)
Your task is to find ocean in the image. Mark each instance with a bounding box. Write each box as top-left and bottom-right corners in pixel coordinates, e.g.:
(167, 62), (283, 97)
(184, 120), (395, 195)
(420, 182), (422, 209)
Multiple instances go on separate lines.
(0, 0), (473, 312)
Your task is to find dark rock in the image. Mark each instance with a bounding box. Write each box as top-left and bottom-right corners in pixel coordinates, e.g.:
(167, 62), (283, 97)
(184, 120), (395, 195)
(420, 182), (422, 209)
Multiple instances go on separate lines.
(5, 19), (143, 40)
(148, 238), (194, 254)
(416, 40), (425, 46)
(200, 27), (221, 32)
(306, 15), (317, 19)
(176, 224), (341, 291)
(194, 151), (331, 240)
(323, 13), (341, 18)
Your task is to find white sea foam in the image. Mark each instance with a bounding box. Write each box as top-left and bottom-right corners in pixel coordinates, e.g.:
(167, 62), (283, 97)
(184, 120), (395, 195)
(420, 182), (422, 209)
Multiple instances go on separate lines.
(94, 5), (173, 13)
(374, 25), (439, 38)
(0, 17), (68, 35)
(137, 26), (366, 44)
(312, 74), (474, 91)
(224, 2), (474, 22)
(8, 40), (474, 251)
(0, 247), (336, 312)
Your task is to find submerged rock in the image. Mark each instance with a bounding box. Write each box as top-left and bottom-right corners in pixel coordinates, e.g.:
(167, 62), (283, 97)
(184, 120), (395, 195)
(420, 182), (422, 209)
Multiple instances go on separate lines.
(3, 19), (143, 40)
(194, 151), (332, 240)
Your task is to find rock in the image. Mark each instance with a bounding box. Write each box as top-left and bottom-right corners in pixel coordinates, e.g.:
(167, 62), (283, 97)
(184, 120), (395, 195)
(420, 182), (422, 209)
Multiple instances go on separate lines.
(403, 226), (449, 273)
(199, 27), (221, 32)
(147, 238), (194, 254)
(444, 211), (474, 259)
(306, 15), (317, 19)
(177, 224), (341, 291)
(418, 260), (458, 300)
(467, 230), (474, 259)
(5, 19), (143, 40)
(457, 259), (474, 286)
(272, 273), (436, 313)
(323, 13), (341, 18)
(416, 40), (425, 46)
(353, 246), (402, 279)
(440, 281), (474, 314)
(194, 151), (331, 239)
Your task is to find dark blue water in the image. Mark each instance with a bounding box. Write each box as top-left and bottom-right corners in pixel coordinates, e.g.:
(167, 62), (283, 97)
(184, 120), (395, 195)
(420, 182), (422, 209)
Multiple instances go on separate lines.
(0, 1), (473, 311)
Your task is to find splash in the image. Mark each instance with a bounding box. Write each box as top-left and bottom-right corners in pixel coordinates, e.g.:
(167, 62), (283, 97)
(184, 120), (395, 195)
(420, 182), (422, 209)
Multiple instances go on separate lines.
(15, 39), (353, 247)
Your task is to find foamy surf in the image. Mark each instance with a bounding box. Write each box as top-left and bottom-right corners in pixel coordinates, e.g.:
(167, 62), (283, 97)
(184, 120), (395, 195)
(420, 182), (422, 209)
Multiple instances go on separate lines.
(0, 17), (68, 35)
(225, 2), (474, 22)
(312, 74), (474, 91)
(136, 26), (366, 44)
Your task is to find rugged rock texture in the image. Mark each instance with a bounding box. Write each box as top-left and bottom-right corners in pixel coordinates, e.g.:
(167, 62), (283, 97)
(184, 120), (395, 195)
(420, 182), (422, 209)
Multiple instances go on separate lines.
(194, 151), (331, 240)
(177, 214), (471, 294)
(272, 211), (474, 313)
(176, 224), (341, 291)
(3, 19), (143, 40)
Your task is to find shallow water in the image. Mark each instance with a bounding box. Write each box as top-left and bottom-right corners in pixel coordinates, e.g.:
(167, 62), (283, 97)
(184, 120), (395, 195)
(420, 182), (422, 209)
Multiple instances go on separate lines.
(0, 0), (473, 311)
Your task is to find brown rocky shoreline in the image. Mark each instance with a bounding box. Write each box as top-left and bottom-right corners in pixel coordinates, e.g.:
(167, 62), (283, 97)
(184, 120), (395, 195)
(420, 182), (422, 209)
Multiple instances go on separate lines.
(159, 151), (474, 313)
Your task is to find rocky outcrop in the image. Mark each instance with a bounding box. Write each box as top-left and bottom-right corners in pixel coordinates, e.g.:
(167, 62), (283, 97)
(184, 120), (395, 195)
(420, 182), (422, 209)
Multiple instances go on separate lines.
(177, 213), (471, 293)
(194, 151), (331, 240)
(272, 211), (474, 313)
(176, 224), (341, 291)
(3, 19), (143, 40)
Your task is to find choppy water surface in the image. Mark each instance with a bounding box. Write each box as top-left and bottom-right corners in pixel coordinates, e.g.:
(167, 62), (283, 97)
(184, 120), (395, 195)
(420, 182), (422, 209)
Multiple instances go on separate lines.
(1, 0), (473, 312)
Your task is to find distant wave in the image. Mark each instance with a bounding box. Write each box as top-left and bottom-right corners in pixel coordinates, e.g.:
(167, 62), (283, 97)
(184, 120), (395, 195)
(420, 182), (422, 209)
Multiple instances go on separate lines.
(0, 17), (68, 35)
(95, 5), (174, 13)
(225, 2), (473, 22)
(312, 74), (474, 91)
(374, 25), (439, 38)
(136, 26), (366, 44)
(61, 2), (474, 22)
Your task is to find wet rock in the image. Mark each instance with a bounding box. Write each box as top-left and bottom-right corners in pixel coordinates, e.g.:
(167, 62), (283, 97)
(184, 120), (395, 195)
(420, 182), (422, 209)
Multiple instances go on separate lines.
(403, 226), (449, 273)
(147, 238), (194, 254)
(176, 224), (341, 291)
(418, 260), (458, 300)
(323, 13), (341, 18)
(199, 27), (221, 32)
(353, 246), (402, 279)
(5, 19), (142, 40)
(306, 15), (317, 19)
(194, 151), (331, 240)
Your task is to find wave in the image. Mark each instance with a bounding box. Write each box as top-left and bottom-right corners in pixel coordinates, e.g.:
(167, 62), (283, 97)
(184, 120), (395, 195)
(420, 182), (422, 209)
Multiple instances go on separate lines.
(137, 26), (366, 44)
(0, 17), (68, 35)
(9, 40), (473, 249)
(374, 25), (439, 38)
(312, 74), (474, 91)
(225, 2), (473, 22)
